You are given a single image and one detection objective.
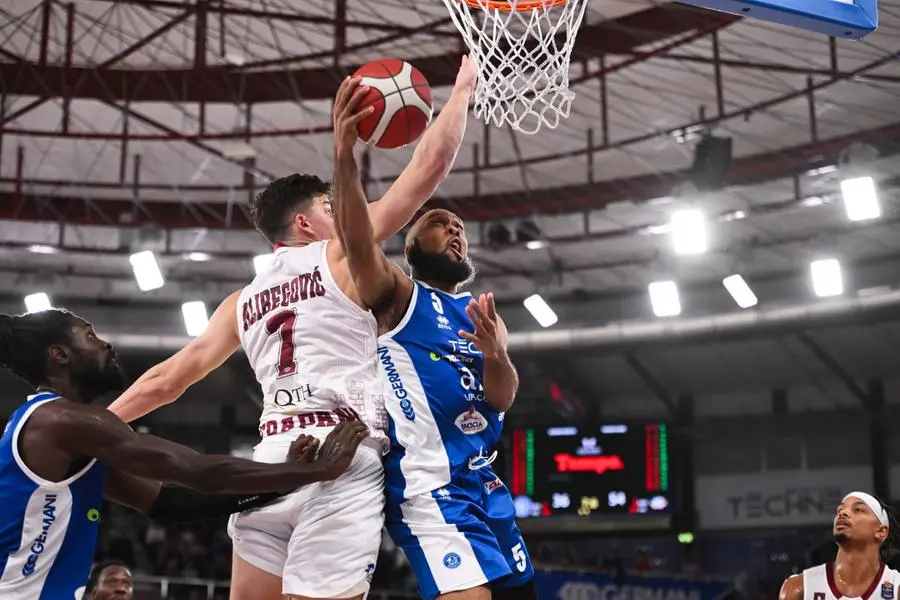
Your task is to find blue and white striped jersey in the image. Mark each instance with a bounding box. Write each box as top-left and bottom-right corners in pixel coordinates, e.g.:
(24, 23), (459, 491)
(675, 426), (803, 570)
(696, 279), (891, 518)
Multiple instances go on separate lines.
(0, 392), (106, 599)
(378, 282), (504, 504)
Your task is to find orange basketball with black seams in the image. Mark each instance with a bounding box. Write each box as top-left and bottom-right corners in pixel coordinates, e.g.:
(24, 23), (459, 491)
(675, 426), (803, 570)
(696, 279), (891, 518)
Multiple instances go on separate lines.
(351, 58), (434, 149)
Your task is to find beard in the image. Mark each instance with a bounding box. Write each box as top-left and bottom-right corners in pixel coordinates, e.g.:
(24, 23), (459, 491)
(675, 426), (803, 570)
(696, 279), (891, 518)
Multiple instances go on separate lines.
(407, 239), (476, 288)
(71, 350), (127, 400)
(834, 532), (850, 546)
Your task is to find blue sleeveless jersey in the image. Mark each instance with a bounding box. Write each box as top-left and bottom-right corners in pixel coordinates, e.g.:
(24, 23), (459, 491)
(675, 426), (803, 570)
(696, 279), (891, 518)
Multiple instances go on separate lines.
(0, 392), (106, 599)
(378, 282), (504, 504)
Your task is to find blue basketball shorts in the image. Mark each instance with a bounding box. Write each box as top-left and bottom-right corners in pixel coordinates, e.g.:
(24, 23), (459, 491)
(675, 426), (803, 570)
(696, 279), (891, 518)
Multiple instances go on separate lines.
(385, 469), (534, 600)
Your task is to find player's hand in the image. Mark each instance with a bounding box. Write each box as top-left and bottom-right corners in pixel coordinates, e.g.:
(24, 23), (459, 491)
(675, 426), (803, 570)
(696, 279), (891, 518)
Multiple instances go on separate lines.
(459, 292), (507, 361)
(453, 54), (477, 94)
(332, 76), (374, 156)
(287, 434), (319, 464)
(315, 421), (369, 480)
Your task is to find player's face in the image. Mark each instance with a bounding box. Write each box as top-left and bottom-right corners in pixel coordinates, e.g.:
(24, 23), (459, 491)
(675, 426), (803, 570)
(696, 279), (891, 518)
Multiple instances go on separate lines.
(406, 209), (474, 287)
(295, 194), (335, 241)
(91, 565), (133, 599)
(833, 496), (888, 546)
(65, 319), (126, 397)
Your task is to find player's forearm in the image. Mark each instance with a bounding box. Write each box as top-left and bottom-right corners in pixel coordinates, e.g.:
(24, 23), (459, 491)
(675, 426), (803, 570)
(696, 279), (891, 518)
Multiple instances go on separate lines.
(483, 349), (518, 412)
(368, 81), (473, 242)
(178, 454), (330, 495)
(409, 80), (472, 183)
(333, 149), (377, 258)
(107, 364), (185, 422)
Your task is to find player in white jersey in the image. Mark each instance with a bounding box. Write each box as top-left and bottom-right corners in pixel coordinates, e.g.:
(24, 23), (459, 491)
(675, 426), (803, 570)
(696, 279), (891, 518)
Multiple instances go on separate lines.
(780, 492), (900, 600)
(331, 73), (534, 600)
(107, 56), (476, 600)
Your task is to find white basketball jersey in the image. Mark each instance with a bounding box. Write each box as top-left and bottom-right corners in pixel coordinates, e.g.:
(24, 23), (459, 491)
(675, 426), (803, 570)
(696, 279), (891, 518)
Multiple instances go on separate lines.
(236, 240), (388, 444)
(803, 563), (900, 600)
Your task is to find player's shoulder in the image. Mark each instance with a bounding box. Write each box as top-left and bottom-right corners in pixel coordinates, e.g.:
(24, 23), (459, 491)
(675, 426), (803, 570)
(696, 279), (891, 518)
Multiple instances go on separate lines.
(779, 573), (804, 600)
(29, 398), (103, 428)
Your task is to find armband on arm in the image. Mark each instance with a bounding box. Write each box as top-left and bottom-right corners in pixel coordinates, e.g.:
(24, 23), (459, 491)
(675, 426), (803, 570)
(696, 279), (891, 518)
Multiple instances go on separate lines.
(147, 485), (283, 523)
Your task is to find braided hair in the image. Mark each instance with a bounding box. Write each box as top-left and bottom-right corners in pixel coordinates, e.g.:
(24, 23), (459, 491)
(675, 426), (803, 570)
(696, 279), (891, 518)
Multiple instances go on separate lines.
(0, 309), (79, 388)
(880, 501), (900, 568)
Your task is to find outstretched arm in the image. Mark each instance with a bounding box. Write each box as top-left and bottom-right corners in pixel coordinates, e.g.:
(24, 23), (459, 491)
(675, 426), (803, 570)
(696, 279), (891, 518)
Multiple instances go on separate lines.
(330, 77), (408, 311)
(365, 55), (476, 243)
(107, 291), (241, 422)
(460, 292), (518, 412)
(104, 435), (321, 522)
(34, 402), (366, 494)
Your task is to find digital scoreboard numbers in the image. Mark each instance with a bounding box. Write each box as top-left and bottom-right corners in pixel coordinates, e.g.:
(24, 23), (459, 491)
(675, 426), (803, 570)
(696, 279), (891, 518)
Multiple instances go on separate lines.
(509, 423), (671, 520)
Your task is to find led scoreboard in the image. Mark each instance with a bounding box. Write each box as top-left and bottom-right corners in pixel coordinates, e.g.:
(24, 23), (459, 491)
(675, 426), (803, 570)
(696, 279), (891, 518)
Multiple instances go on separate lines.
(507, 423), (671, 519)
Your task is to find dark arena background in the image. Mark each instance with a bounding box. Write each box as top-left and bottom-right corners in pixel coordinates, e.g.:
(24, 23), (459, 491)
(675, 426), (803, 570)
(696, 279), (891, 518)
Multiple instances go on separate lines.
(2, 0), (900, 598)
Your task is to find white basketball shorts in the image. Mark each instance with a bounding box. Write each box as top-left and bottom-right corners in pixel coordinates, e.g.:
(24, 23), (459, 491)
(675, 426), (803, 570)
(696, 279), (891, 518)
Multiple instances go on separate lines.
(227, 431), (385, 598)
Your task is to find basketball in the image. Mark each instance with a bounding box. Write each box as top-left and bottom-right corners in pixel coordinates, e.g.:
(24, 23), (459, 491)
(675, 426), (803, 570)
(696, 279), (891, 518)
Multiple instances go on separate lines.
(351, 58), (434, 149)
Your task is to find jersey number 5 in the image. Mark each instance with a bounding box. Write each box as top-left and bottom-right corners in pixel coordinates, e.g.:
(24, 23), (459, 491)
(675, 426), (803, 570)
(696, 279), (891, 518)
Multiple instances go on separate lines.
(511, 543), (527, 573)
(266, 309), (297, 378)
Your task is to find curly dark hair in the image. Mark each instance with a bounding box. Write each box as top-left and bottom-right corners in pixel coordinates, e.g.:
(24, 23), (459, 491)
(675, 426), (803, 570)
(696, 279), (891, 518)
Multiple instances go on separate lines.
(0, 309), (80, 388)
(250, 173), (331, 244)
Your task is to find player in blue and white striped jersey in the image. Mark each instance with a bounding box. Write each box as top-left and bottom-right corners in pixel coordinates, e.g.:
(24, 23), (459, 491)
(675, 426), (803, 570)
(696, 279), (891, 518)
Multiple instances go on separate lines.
(0, 309), (367, 600)
(331, 91), (535, 600)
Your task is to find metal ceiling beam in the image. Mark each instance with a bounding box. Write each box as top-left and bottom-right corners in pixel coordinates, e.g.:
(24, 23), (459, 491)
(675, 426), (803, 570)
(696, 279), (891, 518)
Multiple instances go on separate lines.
(624, 353), (676, 414)
(96, 8), (195, 70)
(795, 332), (875, 410)
(646, 53), (900, 84)
(0, 5), (732, 103)
(88, 0), (442, 34)
(3, 118), (897, 228)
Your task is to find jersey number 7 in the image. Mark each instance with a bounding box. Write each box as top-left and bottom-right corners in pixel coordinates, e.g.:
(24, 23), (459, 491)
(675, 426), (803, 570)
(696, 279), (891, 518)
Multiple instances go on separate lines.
(266, 309), (298, 378)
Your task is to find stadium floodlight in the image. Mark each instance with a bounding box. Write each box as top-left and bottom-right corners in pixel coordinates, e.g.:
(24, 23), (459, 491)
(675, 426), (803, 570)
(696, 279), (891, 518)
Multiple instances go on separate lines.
(648, 280), (681, 317)
(27, 244), (58, 254)
(129, 251), (164, 291)
(840, 176), (880, 222)
(253, 253), (275, 276)
(670, 209), (707, 255)
(810, 259), (843, 297)
(722, 274), (758, 308)
(523, 294), (558, 328)
(24, 292), (52, 313)
(181, 301), (209, 337)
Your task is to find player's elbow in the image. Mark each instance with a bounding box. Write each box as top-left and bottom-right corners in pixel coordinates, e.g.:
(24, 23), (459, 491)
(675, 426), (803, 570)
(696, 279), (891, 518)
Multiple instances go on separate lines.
(147, 365), (189, 404)
(488, 394), (516, 413)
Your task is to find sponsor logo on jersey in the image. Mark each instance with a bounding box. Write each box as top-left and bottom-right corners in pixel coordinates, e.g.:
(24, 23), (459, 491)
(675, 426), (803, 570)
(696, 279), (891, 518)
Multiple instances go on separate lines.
(882, 582), (894, 600)
(435, 487), (451, 499)
(22, 493), (58, 577)
(273, 383), (313, 407)
(455, 408), (487, 434)
(485, 478), (504, 495)
(436, 314), (452, 330)
(448, 339), (481, 356)
(378, 346), (415, 421)
(241, 268), (326, 331)
(364, 563), (376, 583)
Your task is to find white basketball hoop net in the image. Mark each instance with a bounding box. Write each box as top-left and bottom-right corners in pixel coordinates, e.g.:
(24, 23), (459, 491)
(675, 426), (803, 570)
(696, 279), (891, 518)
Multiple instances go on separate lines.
(441, 0), (590, 134)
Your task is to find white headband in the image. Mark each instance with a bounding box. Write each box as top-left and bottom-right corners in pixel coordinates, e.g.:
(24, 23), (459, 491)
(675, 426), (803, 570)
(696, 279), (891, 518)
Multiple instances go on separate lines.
(844, 492), (889, 527)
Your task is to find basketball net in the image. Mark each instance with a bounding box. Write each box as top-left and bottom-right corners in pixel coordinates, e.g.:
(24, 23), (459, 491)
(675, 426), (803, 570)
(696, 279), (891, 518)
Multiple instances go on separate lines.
(442, 0), (590, 134)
